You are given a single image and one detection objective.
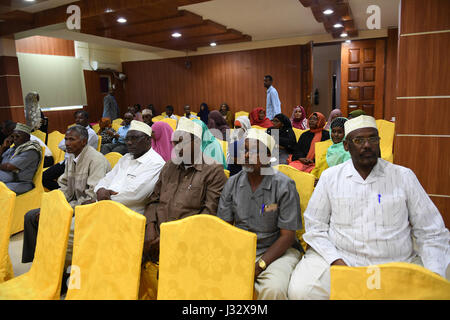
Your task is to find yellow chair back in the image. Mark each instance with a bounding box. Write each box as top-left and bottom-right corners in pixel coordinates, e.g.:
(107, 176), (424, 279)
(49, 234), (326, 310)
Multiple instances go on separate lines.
(152, 115), (164, 122)
(67, 123), (75, 129)
(92, 123), (100, 134)
(331, 262), (450, 300)
(251, 125), (266, 130)
(96, 135), (102, 152)
(0, 182), (16, 283)
(235, 111), (249, 119)
(112, 123), (121, 132)
(274, 164), (315, 252)
(218, 139), (228, 158)
(31, 130), (46, 143)
(112, 118), (123, 126)
(157, 214), (257, 300)
(292, 128), (306, 142)
(376, 119), (395, 163)
(104, 152), (122, 169)
(10, 147), (45, 235)
(47, 131), (65, 164)
(0, 190), (73, 299)
(66, 201), (146, 300)
(311, 139), (333, 179)
(224, 169), (230, 179)
(160, 118), (177, 131)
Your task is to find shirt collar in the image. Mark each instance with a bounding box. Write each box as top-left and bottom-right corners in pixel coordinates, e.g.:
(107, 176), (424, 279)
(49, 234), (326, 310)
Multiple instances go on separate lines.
(72, 145), (88, 163)
(240, 168), (273, 190)
(344, 158), (385, 184)
(130, 147), (154, 164)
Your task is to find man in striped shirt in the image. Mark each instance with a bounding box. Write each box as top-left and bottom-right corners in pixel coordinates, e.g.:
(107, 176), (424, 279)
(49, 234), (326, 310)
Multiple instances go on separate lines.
(288, 115), (450, 300)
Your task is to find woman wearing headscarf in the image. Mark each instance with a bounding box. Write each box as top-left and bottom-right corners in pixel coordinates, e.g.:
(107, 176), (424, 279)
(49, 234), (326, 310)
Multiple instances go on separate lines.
(290, 106), (308, 130)
(219, 103), (234, 128)
(207, 110), (230, 140)
(289, 112), (329, 173)
(227, 116), (252, 176)
(151, 121), (173, 162)
(98, 117), (117, 146)
(197, 102), (210, 125)
(192, 119), (227, 169)
(266, 113), (297, 164)
(324, 108), (343, 130)
(249, 107), (273, 128)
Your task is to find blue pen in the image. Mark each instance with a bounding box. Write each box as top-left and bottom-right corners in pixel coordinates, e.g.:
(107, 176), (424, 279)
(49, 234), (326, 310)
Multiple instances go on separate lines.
(378, 194), (381, 204)
(261, 204), (265, 215)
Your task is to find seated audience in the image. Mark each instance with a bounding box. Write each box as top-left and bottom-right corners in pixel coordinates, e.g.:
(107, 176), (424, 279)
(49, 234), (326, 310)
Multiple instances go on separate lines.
(183, 105), (198, 119)
(95, 120), (165, 215)
(219, 103), (234, 128)
(290, 106), (308, 130)
(150, 121), (173, 162)
(288, 115), (450, 300)
(132, 104), (144, 122)
(142, 109), (154, 127)
(324, 109), (343, 131)
(266, 113), (297, 165)
(218, 129), (302, 300)
(98, 117), (117, 146)
(289, 112), (329, 173)
(0, 123), (42, 195)
(100, 112), (133, 155)
(249, 107), (273, 128)
(164, 105), (178, 120)
(22, 125), (111, 263)
(0, 120), (16, 145)
(227, 116), (252, 176)
(197, 102), (210, 125)
(348, 109), (366, 119)
(208, 110), (230, 140)
(43, 110), (98, 190)
(192, 118), (227, 169)
(143, 117), (227, 262)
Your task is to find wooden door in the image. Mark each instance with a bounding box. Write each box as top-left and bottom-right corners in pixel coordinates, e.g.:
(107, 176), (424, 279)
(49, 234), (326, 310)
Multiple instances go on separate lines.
(341, 39), (385, 118)
(300, 41), (314, 116)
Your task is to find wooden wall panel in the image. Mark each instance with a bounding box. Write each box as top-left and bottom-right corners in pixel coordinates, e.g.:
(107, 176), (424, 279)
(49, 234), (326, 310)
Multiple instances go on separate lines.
(0, 56), (20, 75)
(15, 36), (75, 57)
(0, 76), (23, 107)
(429, 196), (450, 228)
(394, 136), (450, 196)
(122, 45), (301, 116)
(400, 0), (450, 34)
(384, 28), (398, 121)
(397, 33), (450, 97)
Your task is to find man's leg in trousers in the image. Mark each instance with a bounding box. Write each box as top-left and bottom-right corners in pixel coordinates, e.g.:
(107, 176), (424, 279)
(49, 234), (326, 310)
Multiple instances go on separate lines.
(42, 161), (65, 190)
(254, 248), (301, 300)
(22, 209), (41, 263)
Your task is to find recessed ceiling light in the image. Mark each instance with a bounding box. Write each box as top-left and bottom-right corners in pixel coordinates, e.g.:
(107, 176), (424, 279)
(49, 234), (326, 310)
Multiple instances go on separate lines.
(24, 0), (36, 2)
(172, 32), (182, 38)
(346, 40), (351, 43)
(333, 23), (343, 28)
(117, 17), (127, 23)
(105, 8), (114, 13)
(340, 32), (348, 37)
(323, 9), (334, 15)
(210, 42), (217, 47)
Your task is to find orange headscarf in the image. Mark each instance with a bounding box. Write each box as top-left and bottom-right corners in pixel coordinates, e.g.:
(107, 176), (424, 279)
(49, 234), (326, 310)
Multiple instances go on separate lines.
(99, 117), (112, 132)
(306, 112), (326, 160)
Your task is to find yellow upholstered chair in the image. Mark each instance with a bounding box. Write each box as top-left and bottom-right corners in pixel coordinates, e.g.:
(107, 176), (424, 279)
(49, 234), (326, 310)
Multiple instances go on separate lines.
(112, 118), (123, 126)
(65, 200), (146, 300)
(224, 169), (230, 179)
(376, 119), (395, 163)
(0, 190), (73, 299)
(251, 125), (266, 130)
(112, 122), (121, 132)
(152, 115), (164, 122)
(10, 146), (45, 235)
(218, 139), (228, 158)
(235, 111), (249, 119)
(96, 135), (102, 152)
(330, 262), (450, 300)
(31, 130), (46, 143)
(157, 214), (257, 300)
(311, 139), (333, 179)
(160, 118), (177, 131)
(47, 131), (65, 164)
(274, 165), (315, 252)
(67, 123), (76, 129)
(292, 128), (306, 142)
(92, 123), (100, 134)
(104, 152), (122, 169)
(0, 182), (16, 283)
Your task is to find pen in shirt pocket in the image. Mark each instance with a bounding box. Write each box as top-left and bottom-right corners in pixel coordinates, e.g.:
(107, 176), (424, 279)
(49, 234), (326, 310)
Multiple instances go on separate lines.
(260, 204), (265, 216)
(378, 194), (381, 204)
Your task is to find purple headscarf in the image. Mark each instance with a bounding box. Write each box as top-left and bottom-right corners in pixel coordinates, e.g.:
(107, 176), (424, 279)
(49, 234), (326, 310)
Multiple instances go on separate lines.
(151, 121), (173, 162)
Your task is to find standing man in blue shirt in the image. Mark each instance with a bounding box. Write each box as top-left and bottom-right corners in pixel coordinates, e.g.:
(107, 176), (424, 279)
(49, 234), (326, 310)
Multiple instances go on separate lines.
(264, 75), (281, 121)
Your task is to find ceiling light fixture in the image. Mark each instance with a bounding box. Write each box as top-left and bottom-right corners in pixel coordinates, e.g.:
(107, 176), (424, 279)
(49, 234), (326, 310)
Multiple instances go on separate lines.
(333, 23), (343, 28)
(323, 9), (334, 15)
(117, 17), (127, 23)
(105, 8), (114, 13)
(210, 42), (217, 47)
(24, 0), (36, 2)
(346, 40), (351, 43)
(340, 32), (348, 37)
(172, 32), (182, 38)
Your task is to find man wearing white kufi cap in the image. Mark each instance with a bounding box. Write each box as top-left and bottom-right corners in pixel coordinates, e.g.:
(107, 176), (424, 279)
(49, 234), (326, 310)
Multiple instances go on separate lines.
(95, 120), (166, 215)
(143, 117), (227, 263)
(288, 115), (450, 300)
(217, 129), (302, 300)
(0, 123), (42, 194)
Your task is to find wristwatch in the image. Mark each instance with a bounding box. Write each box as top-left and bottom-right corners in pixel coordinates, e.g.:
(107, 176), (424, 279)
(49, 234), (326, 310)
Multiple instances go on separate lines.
(258, 258), (267, 271)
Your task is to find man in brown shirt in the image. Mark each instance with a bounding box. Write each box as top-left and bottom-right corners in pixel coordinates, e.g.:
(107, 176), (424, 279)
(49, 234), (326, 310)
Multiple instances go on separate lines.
(143, 118), (227, 262)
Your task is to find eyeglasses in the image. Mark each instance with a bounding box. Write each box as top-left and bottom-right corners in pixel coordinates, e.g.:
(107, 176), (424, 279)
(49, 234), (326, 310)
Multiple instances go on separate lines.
(351, 136), (380, 146)
(125, 135), (145, 142)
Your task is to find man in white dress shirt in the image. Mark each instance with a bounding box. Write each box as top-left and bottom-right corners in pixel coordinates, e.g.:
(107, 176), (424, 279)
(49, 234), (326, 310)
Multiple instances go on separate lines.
(288, 115), (450, 300)
(95, 120), (165, 214)
(264, 75), (281, 121)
